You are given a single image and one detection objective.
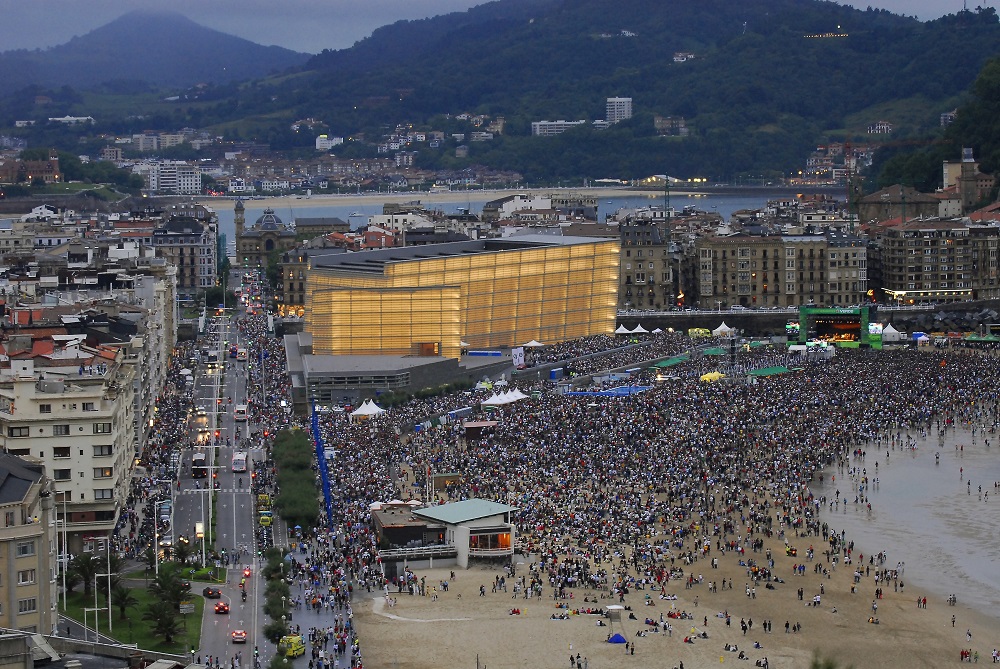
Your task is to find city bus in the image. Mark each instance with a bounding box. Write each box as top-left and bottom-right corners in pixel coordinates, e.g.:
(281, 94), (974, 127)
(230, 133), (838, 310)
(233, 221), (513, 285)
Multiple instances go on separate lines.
(232, 451), (248, 473)
(191, 452), (208, 478)
(234, 404), (248, 421)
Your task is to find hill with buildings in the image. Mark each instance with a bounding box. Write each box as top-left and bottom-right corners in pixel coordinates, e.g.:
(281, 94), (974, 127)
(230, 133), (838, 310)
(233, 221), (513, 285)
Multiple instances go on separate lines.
(0, 10), (310, 91)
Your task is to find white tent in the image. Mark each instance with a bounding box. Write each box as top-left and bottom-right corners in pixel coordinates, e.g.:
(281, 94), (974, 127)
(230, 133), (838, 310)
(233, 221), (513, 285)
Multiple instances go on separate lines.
(522, 339), (545, 347)
(631, 324), (649, 334)
(369, 502), (383, 511)
(460, 341), (469, 347)
(712, 322), (736, 336)
(180, 368), (193, 376)
(350, 399), (386, 417)
(615, 324), (631, 334)
(494, 378), (509, 387)
(482, 389), (529, 406)
(882, 323), (903, 342)
(652, 328), (663, 334)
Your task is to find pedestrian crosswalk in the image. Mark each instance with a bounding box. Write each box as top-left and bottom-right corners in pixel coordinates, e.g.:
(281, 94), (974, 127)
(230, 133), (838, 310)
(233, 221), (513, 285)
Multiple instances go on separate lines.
(179, 488), (252, 495)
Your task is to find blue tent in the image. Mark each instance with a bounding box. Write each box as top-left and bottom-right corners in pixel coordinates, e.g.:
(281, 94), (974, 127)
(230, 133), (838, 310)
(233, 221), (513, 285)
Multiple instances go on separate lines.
(608, 633), (627, 644)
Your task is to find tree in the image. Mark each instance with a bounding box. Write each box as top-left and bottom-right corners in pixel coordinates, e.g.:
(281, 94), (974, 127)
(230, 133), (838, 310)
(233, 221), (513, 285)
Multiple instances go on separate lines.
(110, 584), (139, 620)
(69, 553), (99, 598)
(173, 539), (193, 565)
(148, 568), (187, 611)
(142, 600), (183, 644)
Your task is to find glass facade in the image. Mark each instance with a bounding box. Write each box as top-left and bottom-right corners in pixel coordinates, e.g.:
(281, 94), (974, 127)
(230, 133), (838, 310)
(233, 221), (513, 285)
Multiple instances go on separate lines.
(305, 239), (619, 358)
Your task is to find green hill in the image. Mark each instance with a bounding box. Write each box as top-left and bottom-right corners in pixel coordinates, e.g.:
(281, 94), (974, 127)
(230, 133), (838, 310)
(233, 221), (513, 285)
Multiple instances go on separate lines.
(5, 1), (1000, 182)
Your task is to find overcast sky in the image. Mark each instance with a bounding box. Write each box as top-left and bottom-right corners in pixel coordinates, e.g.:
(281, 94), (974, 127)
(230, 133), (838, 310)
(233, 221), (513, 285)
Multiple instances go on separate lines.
(0, 0), (989, 55)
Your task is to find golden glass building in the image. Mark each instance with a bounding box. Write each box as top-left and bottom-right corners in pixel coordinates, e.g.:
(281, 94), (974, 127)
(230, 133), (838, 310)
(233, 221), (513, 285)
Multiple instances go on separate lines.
(305, 235), (620, 359)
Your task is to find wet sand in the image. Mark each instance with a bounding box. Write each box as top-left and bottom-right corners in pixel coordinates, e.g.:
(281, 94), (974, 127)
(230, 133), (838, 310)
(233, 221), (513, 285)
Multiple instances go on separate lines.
(355, 424), (1000, 669)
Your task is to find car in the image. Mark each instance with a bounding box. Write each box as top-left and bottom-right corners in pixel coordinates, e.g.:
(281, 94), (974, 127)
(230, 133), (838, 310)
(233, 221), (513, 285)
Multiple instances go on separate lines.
(181, 580), (191, 591)
(731, 305), (748, 310)
(231, 630), (247, 644)
(214, 602), (230, 614)
(203, 587), (222, 599)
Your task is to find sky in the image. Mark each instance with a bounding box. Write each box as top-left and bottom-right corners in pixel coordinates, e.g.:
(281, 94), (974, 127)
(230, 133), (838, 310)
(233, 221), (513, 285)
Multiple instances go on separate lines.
(0, 0), (992, 55)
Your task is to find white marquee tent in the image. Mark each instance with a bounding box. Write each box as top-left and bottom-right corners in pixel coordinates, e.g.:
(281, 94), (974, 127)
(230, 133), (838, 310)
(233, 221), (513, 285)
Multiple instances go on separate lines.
(712, 322), (736, 336)
(350, 399), (386, 417)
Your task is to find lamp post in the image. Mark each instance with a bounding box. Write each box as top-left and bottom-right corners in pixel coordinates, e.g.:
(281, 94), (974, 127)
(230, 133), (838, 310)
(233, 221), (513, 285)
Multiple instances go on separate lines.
(96, 571), (114, 633)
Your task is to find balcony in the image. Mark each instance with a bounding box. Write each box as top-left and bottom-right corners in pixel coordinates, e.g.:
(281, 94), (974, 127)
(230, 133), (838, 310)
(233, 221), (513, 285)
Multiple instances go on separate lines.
(468, 547), (514, 558)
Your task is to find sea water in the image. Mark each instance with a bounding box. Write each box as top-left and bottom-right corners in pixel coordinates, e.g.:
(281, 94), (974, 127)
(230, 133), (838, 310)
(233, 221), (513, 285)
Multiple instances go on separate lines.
(210, 192), (774, 248)
(813, 426), (1000, 612)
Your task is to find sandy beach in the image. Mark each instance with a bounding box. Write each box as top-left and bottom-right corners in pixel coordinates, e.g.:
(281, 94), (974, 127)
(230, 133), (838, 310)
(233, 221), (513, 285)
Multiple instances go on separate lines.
(351, 423), (1000, 669)
(198, 188), (664, 214)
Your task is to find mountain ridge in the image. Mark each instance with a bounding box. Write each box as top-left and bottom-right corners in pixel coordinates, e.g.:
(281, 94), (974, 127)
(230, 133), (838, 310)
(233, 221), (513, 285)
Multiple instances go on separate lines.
(0, 10), (310, 91)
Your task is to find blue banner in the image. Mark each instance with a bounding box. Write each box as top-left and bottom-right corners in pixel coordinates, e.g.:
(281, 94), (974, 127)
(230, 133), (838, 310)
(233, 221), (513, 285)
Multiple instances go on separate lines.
(310, 397), (334, 528)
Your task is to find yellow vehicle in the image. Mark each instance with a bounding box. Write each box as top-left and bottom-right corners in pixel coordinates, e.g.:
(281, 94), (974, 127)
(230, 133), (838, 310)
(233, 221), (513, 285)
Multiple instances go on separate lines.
(277, 635), (305, 658)
(256, 494), (271, 512)
(258, 511), (273, 527)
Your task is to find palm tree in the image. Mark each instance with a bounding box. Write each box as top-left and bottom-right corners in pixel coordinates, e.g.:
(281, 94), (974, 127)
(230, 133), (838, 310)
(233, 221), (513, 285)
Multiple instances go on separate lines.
(142, 600), (182, 643)
(69, 553), (99, 598)
(148, 568), (186, 611)
(173, 539), (193, 565)
(110, 584), (139, 620)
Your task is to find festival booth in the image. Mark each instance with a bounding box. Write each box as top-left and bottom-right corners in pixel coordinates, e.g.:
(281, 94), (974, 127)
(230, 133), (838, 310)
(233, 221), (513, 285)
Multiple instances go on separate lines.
(700, 371), (725, 382)
(914, 333), (931, 347)
(712, 322), (736, 336)
(522, 340), (545, 348)
(631, 324), (649, 334)
(614, 324), (632, 335)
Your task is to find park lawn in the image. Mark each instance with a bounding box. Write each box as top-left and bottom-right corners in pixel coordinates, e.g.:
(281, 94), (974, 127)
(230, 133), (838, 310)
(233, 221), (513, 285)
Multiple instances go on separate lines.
(61, 587), (204, 654)
(123, 565), (226, 584)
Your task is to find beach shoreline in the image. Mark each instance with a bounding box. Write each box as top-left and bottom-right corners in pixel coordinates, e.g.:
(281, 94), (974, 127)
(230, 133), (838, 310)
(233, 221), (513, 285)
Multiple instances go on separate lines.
(351, 422), (1000, 669)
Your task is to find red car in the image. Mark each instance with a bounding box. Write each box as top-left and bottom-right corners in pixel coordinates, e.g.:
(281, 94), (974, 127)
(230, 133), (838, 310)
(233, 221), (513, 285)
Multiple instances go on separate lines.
(214, 602), (230, 614)
(232, 630), (247, 644)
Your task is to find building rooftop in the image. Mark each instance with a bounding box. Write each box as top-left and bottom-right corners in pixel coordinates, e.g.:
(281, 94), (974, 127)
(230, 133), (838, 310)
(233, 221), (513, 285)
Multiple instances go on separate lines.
(412, 499), (516, 525)
(310, 234), (612, 275)
(0, 453), (43, 505)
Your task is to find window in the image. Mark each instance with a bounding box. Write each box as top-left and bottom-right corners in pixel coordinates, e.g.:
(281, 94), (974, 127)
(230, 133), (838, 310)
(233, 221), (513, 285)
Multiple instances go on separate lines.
(53, 447), (70, 459)
(93, 445), (112, 457)
(17, 598), (37, 614)
(15, 541), (35, 557)
(39, 404), (52, 414)
(93, 467), (113, 479)
(94, 489), (113, 500)
(5, 512), (15, 527)
(83, 402), (95, 412)
(93, 423), (112, 434)
(7, 426), (28, 438)
(53, 424), (70, 436)
(53, 469), (71, 481)
(17, 569), (36, 585)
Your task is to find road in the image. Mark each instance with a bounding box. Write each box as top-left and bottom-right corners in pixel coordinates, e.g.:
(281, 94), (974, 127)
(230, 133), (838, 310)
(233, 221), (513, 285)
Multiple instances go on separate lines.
(172, 271), (267, 665)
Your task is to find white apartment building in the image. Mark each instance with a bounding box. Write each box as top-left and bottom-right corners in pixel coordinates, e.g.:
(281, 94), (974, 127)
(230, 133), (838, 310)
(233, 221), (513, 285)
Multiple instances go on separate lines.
(0, 355), (136, 555)
(606, 97), (633, 124)
(531, 120), (587, 137)
(315, 135), (344, 151)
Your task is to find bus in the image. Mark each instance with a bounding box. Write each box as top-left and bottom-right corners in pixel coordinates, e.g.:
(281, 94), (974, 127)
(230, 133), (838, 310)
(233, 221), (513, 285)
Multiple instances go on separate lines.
(191, 452), (208, 478)
(236, 348), (248, 362)
(234, 404), (248, 421)
(232, 451), (248, 473)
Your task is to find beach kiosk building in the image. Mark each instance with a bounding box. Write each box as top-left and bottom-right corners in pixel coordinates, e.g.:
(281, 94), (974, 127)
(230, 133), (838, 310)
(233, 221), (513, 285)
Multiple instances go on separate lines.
(412, 499), (517, 568)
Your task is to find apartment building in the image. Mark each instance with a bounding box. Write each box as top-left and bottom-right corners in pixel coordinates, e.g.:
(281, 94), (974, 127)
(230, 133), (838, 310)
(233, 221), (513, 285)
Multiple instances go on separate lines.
(606, 97), (633, 124)
(620, 224), (676, 310)
(530, 120), (586, 137)
(693, 233), (866, 308)
(0, 354), (136, 555)
(151, 206), (219, 298)
(0, 453), (56, 634)
(135, 161), (202, 195)
(878, 219), (1000, 304)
